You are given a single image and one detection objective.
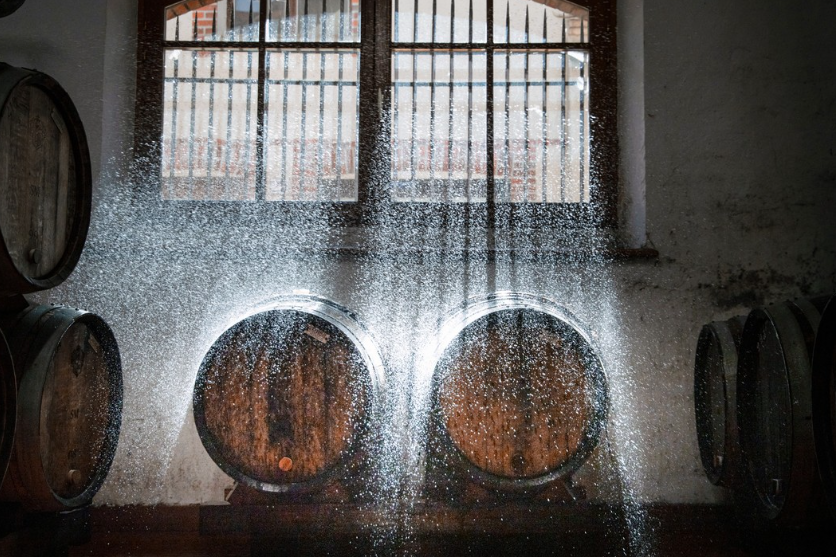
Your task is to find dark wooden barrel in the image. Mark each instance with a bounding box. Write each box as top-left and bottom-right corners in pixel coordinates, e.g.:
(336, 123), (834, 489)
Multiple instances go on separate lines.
(0, 63), (92, 295)
(693, 315), (746, 487)
(0, 329), (14, 487)
(193, 296), (385, 494)
(812, 296), (836, 523)
(0, 1), (25, 18)
(736, 299), (822, 526)
(430, 293), (608, 491)
(0, 305), (122, 510)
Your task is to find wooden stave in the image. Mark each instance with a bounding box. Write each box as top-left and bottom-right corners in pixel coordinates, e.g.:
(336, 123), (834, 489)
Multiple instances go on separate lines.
(736, 300), (821, 526)
(0, 304), (122, 511)
(812, 296), (836, 523)
(0, 329), (14, 487)
(430, 295), (608, 492)
(693, 316), (745, 487)
(192, 296), (385, 495)
(0, 63), (92, 296)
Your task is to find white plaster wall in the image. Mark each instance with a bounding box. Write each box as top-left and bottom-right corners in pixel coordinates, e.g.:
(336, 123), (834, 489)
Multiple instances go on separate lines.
(0, 0), (834, 507)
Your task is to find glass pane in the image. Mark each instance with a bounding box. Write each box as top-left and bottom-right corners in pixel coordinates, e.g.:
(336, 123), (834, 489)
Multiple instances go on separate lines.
(165, 0), (261, 42)
(393, 0), (487, 43)
(493, 50), (589, 203)
(493, 0), (588, 44)
(264, 50), (360, 201)
(268, 0), (361, 42)
(391, 50), (488, 202)
(162, 49), (259, 200)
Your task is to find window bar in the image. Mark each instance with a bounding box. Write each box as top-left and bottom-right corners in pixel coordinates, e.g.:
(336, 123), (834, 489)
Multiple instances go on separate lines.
(465, 0), (473, 203)
(241, 12), (255, 195)
(409, 0), (419, 198)
(249, 0), (256, 40)
(393, 0), (400, 189)
(167, 44), (180, 199)
(501, 2), (510, 202)
(521, 6), (530, 203)
(187, 43), (199, 198)
(259, 0), (272, 200)
(540, 14), (548, 204)
(207, 41), (218, 198)
(223, 51), (235, 198)
(579, 42), (586, 202)
(429, 0), (438, 200)
(320, 0), (327, 41)
(227, 0), (235, 40)
(316, 0), (328, 200)
(279, 0), (291, 199)
(299, 0), (311, 197)
(335, 0), (346, 197)
(445, 0), (455, 201)
(485, 0), (494, 212)
(338, 0), (344, 40)
(242, 52), (255, 193)
(559, 18), (567, 202)
(255, 0), (269, 200)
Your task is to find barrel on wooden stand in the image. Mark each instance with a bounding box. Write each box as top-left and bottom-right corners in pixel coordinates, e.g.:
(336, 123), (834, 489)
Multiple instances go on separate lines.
(812, 296), (836, 523)
(428, 292), (608, 492)
(0, 63), (92, 295)
(0, 304), (122, 511)
(736, 298), (824, 527)
(693, 315), (746, 488)
(193, 295), (385, 495)
(0, 329), (14, 487)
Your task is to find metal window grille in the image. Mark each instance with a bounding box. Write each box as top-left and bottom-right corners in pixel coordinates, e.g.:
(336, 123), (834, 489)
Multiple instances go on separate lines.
(159, 0), (591, 205)
(162, 0), (361, 201)
(391, 0), (590, 204)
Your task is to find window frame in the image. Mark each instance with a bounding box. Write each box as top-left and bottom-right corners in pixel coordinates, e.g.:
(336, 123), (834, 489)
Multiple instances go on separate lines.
(134, 0), (617, 228)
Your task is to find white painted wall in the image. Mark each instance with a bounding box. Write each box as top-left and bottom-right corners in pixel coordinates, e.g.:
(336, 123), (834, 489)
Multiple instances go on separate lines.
(0, 0), (834, 508)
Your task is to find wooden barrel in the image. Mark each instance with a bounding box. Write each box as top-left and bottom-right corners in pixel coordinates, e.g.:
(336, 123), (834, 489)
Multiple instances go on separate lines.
(736, 299), (822, 526)
(693, 315), (746, 487)
(0, 63), (92, 295)
(0, 329), (14, 487)
(0, 305), (122, 510)
(193, 296), (385, 494)
(429, 293), (608, 491)
(812, 296), (836, 523)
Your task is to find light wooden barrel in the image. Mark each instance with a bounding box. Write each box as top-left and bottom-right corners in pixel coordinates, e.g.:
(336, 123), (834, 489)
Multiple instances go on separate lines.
(193, 296), (385, 494)
(693, 315), (746, 487)
(430, 293), (608, 491)
(0, 63), (92, 295)
(736, 299), (822, 526)
(812, 296), (836, 523)
(0, 305), (122, 510)
(0, 329), (14, 487)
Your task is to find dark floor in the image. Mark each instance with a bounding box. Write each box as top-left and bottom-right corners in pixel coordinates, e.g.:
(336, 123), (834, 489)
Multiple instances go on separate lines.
(2, 504), (834, 556)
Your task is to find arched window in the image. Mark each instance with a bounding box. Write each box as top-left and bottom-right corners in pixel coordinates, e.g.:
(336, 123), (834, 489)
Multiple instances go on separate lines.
(135, 0), (616, 225)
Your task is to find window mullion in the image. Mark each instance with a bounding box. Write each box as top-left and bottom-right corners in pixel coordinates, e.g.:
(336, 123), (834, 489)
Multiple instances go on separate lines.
(255, 0), (269, 201)
(485, 0), (496, 244)
(354, 0), (386, 216)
